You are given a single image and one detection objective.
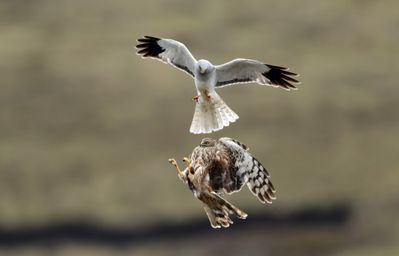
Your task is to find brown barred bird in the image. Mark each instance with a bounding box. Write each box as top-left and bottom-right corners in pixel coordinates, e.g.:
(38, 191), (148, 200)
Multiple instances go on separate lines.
(168, 137), (276, 228)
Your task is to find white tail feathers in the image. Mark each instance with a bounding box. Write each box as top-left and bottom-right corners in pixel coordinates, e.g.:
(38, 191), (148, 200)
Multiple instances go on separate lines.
(190, 92), (238, 134)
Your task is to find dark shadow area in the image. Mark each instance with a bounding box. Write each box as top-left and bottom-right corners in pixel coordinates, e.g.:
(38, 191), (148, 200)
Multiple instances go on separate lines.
(0, 203), (351, 247)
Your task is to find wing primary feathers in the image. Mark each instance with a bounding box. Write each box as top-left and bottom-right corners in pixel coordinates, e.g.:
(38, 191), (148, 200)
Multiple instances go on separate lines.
(215, 59), (300, 90)
(143, 35), (159, 40)
(136, 36), (165, 58)
(136, 36), (196, 78)
(246, 157), (276, 204)
(265, 64), (288, 70)
(219, 138), (276, 204)
(263, 64), (300, 90)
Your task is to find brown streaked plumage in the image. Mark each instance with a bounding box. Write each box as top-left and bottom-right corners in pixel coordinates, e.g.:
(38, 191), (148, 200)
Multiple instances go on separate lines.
(168, 137), (276, 228)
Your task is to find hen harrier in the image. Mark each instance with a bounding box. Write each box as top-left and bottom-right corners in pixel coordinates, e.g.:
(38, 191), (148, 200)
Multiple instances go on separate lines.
(168, 137), (276, 228)
(136, 36), (300, 134)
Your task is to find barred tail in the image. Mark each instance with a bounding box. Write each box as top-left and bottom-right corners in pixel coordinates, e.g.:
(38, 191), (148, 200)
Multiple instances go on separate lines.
(189, 92), (239, 134)
(201, 192), (247, 228)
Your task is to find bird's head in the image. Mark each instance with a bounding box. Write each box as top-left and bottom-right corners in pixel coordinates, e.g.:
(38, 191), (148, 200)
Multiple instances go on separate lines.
(197, 59), (212, 74)
(200, 138), (216, 147)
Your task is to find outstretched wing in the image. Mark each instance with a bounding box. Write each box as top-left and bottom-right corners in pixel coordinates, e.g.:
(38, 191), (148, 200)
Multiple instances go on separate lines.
(215, 58), (299, 90)
(217, 137), (276, 203)
(136, 36), (197, 78)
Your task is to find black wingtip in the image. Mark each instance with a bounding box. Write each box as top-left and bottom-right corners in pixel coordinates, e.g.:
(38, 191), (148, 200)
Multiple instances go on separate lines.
(135, 36), (164, 58)
(144, 35), (160, 40)
(263, 64), (300, 90)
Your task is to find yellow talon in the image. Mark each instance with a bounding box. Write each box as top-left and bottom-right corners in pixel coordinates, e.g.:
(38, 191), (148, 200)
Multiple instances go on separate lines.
(182, 157), (190, 166)
(168, 158), (177, 165)
(168, 158), (183, 175)
(183, 157), (194, 174)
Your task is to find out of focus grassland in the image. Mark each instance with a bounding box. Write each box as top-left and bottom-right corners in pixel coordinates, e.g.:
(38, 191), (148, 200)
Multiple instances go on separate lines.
(0, 0), (399, 255)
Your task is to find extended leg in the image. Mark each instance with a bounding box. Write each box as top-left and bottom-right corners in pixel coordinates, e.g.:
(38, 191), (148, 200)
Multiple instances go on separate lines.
(204, 89), (212, 102)
(182, 157), (194, 174)
(168, 158), (185, 181)
(206, 93), (211, 102)
(193, 90), (211, 103)
(192, 95), (199, 103)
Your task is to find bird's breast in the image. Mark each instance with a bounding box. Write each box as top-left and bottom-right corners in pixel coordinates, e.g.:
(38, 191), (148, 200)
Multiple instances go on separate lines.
(195, 80), (211, 91)
(195, 71), (216, 90)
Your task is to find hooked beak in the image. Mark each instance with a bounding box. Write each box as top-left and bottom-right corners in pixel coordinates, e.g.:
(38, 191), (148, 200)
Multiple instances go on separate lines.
(199, 66), (206, 74)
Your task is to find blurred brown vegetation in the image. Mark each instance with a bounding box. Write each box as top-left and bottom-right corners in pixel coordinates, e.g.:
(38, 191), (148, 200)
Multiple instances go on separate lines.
(0, 0), (398, 255)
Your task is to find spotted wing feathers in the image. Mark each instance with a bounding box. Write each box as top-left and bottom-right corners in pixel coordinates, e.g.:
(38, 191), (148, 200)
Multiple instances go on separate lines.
(246, 157), (276, 203)
(218, 137), (276, 203)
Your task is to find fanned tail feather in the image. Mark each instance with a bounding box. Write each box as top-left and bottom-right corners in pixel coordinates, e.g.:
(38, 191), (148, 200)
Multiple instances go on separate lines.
(190, 92), (238, 134)
(201, 192), (247, 228)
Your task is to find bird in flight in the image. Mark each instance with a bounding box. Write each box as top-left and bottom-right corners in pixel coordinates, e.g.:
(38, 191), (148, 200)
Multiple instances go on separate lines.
(136, 36), (300, 134)
(168, 137), (276, 228)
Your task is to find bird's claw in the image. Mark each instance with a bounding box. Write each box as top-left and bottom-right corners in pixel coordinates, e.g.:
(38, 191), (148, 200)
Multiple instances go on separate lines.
(183, 157), (194, 174)
(192, 94), (211, 103)
(182, 157), (190, 163)
(168, 158), (182, 173)
(168, 158), (178, 166)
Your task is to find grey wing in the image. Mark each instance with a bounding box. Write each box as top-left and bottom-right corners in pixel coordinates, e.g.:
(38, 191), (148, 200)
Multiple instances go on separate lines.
(136, 36), (197, 78)
(215, 58), (299, 90)
(218, 137), (276, 203)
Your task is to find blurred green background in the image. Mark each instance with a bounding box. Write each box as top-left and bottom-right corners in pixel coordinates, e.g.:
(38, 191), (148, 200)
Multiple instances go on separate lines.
(1, 0), (399, 255)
